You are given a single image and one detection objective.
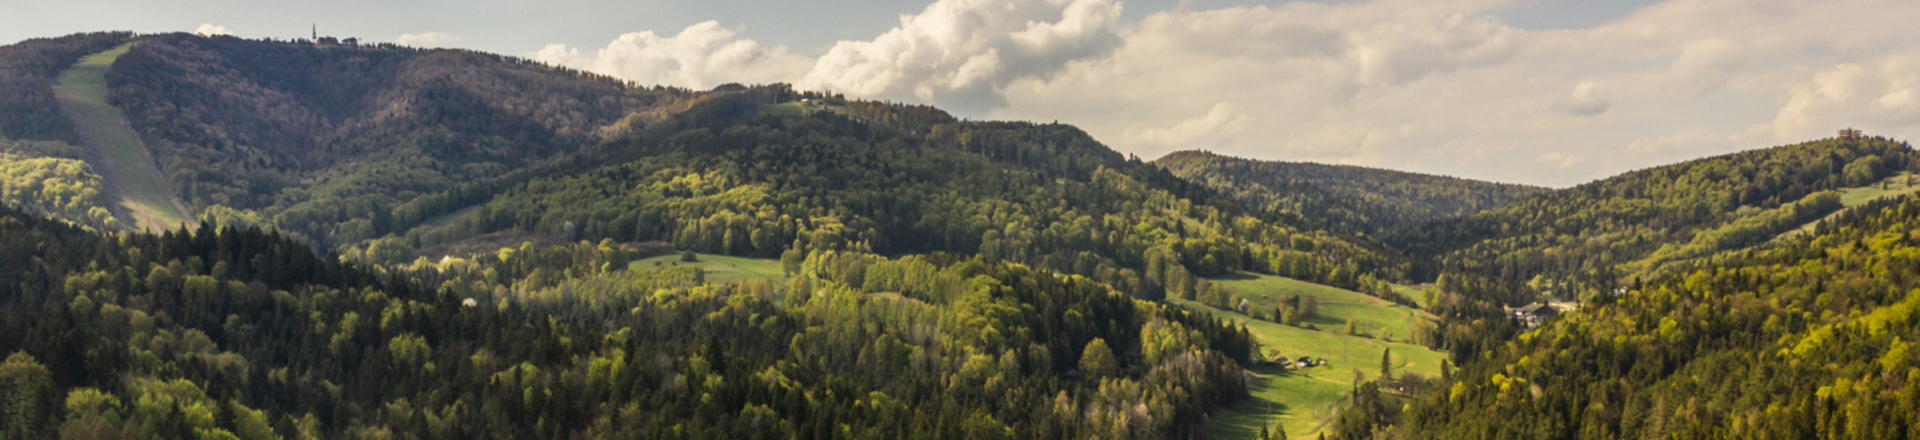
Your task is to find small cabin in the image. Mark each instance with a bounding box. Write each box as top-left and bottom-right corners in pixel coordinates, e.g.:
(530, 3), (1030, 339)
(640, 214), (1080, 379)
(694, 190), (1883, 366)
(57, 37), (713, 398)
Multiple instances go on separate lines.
(1515, 303), (1558, 327)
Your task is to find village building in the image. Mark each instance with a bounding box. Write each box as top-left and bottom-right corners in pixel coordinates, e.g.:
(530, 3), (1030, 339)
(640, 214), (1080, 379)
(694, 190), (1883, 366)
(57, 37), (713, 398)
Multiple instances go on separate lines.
(1515, 303), (1559, 328)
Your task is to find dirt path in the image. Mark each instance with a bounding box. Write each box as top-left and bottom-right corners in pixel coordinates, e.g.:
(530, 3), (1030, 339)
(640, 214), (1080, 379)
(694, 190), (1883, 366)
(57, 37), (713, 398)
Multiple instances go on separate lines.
(52, 42), (191, 232)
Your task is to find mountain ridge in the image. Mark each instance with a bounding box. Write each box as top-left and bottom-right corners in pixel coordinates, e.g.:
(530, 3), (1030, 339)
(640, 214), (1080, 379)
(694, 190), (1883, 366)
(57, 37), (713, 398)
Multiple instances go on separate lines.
(1153, 150), (1547, 236)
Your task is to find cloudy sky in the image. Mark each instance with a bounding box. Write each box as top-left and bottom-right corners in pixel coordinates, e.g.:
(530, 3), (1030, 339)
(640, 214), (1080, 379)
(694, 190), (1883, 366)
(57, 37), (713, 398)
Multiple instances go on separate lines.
(7, 0), (1917, 186)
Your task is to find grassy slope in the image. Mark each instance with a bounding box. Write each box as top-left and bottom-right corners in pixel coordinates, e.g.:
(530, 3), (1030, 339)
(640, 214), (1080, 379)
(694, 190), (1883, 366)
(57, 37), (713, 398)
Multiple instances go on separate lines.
(52, 42), (190, 231)
(1177, 272), (1446, 439)
(629, 253), (786, 285)
(1777, 171), (1920, 240)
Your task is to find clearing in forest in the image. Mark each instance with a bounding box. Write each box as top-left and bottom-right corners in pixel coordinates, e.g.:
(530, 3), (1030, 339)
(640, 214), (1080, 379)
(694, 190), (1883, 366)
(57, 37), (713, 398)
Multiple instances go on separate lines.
(53, 42), (192, 231)
(629, 253), (786, 285)
(1777, 171), (1920, 240)
(1178, 272), (1447, 439)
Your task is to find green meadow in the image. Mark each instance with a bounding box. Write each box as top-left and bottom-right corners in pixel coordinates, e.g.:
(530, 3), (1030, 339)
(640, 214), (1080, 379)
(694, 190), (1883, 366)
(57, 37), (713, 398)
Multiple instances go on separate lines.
(54, 42), (192, 231)
(629, 253), (787, 285)
(1179, 272), (1447, 439)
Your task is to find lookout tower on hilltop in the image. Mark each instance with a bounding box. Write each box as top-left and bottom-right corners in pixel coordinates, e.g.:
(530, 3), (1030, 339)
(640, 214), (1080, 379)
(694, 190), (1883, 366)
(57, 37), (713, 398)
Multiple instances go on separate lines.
(1838, 128), (1863, 140)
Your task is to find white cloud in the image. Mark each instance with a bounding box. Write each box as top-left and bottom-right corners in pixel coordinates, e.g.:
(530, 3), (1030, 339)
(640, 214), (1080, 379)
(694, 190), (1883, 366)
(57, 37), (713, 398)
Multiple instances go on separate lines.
(1553, 81), (1609, 116)
(798, 0), (1125, 114)
(1123, 101), (1248, 147)
(992, 0), (1920, 186)
(1752, 53), (1920, 142)
(531, 21), (810, 90)
(526, 0), (1920, 186)
(193, 23), (232, 37)
(395, 32), (460, 48)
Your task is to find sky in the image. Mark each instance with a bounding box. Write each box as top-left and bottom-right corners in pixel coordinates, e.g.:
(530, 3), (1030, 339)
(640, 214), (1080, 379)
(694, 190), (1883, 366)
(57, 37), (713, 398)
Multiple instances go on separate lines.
(5, 0), (1917, 187)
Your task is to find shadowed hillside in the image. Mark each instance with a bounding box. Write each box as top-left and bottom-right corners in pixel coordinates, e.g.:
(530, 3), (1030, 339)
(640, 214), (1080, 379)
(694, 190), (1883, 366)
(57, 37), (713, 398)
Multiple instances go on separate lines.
(1154, 150), (1545, 236)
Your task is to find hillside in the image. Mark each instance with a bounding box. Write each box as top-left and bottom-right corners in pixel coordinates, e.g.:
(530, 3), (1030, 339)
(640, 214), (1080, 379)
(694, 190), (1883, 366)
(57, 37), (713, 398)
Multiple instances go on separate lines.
(14, 29), (1920, 440)
(0, 32), (135, 231)
(53, 42), (192, 231)
(1154, 150), (1546, 236)
(105, 33), (685, 246)
(1389, 137), (1915, 303)
(1388, 190), (1920, 439)
(0, 202), (1261, 439)
(0, 33), (1416, 306)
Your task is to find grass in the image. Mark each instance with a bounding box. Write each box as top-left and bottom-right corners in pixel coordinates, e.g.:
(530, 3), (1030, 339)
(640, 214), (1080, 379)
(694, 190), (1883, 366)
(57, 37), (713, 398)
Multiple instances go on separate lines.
(54, 42), (192, 232)
(1394, 283), (1438, 309)
(1837, 172), (1920, 206)
(1206, 272), (1432, 342)
(629, 253), (786, 285)
(1180, 272), (1448, 439)
(1777, 172), (1920, 240)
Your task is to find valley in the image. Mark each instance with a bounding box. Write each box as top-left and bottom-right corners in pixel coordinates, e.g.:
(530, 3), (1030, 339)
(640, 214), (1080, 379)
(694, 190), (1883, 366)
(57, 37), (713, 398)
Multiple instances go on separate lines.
(1, 30), (1917, 440)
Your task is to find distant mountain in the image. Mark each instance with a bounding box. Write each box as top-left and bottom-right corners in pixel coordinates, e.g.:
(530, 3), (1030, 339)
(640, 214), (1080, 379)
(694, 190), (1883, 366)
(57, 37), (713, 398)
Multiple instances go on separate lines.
(1390, 137), (1915, 302)
(1153, 150), (1545, 236)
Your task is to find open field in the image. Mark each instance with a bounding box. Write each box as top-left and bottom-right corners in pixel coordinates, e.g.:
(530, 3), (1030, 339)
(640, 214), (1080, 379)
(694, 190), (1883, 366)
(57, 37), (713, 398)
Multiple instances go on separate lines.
(1179, 272), (1447, 439)
(1777, 172), (1920, 240)
(630, 253), (786, 285)
(53, 42), (192, 232)
(1206, 272), (1433, 342)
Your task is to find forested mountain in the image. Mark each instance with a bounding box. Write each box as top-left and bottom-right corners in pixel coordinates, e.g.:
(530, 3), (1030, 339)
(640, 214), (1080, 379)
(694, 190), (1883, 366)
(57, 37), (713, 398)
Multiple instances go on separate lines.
(0, 32), (133, 143)
(0, 32), (137, 230)
(105, 32), (690, 245)
(1, 32), (1416, 304)
(1382, 188), (1920, 439)
(1152, 150), (1545, 236)
(1389, 137), (1915, 303)
(352, 90), (1412, 300)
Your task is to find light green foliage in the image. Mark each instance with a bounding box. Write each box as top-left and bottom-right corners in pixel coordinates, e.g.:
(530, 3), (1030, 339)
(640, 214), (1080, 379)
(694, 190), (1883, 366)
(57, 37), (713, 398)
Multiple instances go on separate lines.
(388, 333), (432, 367)
(0, 144), (117, 230)
(1631, 190), (1843, 275)
(1396, 137), (1913, 301)
(1209, 272), (1429, 338)
(1408, 195), (1920, 438)
(1, 351), (55, 437)
(1077, 338), (1118, 379)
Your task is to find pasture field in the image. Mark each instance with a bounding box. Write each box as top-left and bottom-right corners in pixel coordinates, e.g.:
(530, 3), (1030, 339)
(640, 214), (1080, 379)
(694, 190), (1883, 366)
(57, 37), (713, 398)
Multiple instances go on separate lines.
(1179, 272), (1447, 439)
(630, 253), (786, 285)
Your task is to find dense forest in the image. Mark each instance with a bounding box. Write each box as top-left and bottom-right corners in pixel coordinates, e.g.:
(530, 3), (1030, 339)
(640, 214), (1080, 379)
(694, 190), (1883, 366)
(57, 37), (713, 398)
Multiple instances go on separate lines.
(1390, 137), (1915, 302)
(0, 203), (1262, 439)
(1153, 151), (1545, 236)
(1376, 188), (1920, 439)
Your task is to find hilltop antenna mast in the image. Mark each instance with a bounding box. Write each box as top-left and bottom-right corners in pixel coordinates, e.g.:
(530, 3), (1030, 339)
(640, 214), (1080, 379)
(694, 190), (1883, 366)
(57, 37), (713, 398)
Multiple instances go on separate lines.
(312, 23), (316, 41)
